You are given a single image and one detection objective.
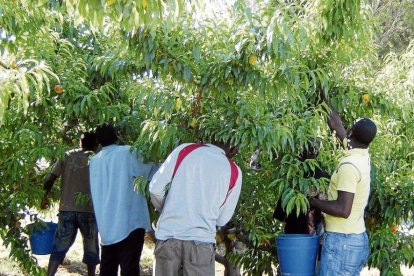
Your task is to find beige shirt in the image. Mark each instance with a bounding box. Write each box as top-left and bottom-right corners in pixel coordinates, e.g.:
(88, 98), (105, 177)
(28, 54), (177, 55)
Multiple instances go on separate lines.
(52, 149), (94, 213)
(325, 148), (371, 234)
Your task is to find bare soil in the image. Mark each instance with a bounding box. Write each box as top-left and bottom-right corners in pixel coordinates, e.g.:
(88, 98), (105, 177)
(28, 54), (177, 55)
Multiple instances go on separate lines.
(0, 210), (412, 276)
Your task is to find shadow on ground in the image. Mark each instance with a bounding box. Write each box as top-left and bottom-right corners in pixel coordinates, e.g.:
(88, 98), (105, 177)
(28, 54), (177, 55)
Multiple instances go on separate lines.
(59, 259), (153, 276)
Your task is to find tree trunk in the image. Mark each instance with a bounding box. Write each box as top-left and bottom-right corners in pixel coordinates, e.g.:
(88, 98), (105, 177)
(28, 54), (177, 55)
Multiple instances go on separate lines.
(224, 237), (242, 276)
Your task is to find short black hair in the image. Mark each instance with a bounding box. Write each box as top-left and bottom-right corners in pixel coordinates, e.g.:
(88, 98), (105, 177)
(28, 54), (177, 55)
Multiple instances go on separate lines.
(81, 132), (97, 151)
(95, 124), (118, 147)
(351, 118), (377, 146)
(299, 138), (320, 160)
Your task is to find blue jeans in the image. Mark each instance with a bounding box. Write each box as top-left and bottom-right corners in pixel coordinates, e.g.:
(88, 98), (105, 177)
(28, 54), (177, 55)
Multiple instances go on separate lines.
(319, 231), (369, 276)
(51, 211), (100, 265)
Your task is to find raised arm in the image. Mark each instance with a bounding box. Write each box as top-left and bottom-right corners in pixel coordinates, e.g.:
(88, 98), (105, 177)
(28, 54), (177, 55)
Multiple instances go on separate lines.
(327, 109), (347, 143)
(320, 89), (347, 143)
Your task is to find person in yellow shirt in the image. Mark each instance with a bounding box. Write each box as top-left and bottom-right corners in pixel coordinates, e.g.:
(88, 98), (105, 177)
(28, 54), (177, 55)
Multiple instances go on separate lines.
(309, 95), (377, 275)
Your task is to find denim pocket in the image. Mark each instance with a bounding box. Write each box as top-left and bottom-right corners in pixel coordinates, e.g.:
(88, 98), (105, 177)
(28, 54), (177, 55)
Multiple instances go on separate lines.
(190, 243), (214, 266)
(342, 235), (369, 275)
(343, 244), (365, 269)
(154, 240), (173, 260)
(346, 233), (370, 272)
(56, 212), (74, 239)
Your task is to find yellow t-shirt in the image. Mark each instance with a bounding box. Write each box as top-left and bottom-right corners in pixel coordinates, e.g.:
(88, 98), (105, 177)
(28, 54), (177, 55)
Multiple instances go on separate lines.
(325, 148), (371, 234)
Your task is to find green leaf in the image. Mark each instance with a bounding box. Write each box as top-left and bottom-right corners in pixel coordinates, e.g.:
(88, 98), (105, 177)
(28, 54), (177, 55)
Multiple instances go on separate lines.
(193, 45), (201, 63)
(183, 65), (191, 82)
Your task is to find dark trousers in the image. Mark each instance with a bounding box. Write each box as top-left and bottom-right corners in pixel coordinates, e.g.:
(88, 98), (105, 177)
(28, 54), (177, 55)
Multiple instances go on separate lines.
(100, 228), (145, 276)
(51, 211), (100, 265)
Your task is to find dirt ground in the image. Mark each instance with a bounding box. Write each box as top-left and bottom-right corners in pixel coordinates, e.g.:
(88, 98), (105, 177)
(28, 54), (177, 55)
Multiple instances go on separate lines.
(0, 233), (226, 276)
(0, 210), (413, 276)
(0, 209), (227, 276)
(2, 233), (414, 276)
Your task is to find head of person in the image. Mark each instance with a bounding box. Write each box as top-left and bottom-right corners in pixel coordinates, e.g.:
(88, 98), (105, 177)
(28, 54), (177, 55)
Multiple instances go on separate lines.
(346, 118), (377, 149)
(299, 138), (320, 161)
(212, 138), (239, 159)
(80, 132), (98, 151)
(95, 123), (118, 147)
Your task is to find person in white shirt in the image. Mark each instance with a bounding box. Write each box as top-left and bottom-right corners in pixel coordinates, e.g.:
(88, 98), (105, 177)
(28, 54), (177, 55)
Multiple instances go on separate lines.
(149, 141), (242, 276)
(89, 124), (157, 276)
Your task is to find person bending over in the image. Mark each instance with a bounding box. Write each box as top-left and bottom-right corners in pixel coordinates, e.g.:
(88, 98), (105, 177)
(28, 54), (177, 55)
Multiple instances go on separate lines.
(149, 140), (242, 276)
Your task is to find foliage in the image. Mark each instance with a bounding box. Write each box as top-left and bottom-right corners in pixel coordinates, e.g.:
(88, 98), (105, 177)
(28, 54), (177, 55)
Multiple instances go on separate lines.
(0, 0), (413, 275)
(0, 1), (129, 274)
(364, 42), (414, 274)
(370, 0), (414, 57)
(65, 0), (191, 31)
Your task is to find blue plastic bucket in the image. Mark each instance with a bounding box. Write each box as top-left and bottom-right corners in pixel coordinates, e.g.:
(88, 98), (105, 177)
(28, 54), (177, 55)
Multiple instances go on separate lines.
(29, 222), (57, 255)
(276, 234), (319, 276)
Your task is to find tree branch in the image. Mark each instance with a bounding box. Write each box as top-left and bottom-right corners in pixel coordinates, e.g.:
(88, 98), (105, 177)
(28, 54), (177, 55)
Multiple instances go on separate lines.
(0, 60), (10, 69)
(215, 253), (227, 265)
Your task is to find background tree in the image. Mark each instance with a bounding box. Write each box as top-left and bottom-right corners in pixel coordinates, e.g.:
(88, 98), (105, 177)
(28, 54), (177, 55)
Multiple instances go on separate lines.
(370, 0), (414, 57)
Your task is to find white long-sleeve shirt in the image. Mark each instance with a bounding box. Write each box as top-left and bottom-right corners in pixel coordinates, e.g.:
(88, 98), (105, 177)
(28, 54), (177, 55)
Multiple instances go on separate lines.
(149, 143), (242, 243)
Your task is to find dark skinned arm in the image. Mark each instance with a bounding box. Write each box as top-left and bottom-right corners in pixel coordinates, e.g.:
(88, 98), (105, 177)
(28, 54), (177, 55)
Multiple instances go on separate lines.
(327, 109), (347, 143)
(319, 88), (347, 144)
(43, 173), (58, 194)
(309, 190), (354, 219)
(41, 173), (58, 209)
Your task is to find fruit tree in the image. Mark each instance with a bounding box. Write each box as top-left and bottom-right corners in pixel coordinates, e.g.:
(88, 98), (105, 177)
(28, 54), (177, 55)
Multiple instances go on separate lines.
(0, 0), (413, 275)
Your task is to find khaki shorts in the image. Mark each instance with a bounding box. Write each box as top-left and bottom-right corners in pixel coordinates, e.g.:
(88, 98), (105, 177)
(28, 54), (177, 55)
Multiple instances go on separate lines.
(154, 239), (215, 276)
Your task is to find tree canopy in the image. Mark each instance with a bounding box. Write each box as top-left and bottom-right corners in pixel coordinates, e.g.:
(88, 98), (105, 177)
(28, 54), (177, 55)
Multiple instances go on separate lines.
(0, 0), (413, 275)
